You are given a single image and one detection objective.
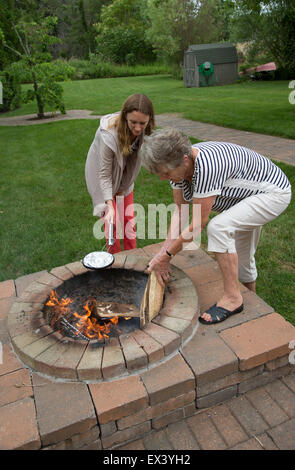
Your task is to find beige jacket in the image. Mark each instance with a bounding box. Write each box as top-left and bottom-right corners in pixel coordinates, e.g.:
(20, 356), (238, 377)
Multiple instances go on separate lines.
(85, 112), (142, 217)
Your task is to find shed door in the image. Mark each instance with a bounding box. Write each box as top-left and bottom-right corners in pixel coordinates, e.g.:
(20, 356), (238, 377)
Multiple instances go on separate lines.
(184, 53), (198, 87)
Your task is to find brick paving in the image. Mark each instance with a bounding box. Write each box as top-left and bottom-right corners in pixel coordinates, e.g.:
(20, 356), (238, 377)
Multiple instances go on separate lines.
(118, 374), (295, 450)
(1, 111), (294, 167)
(156, 114), (295, 167)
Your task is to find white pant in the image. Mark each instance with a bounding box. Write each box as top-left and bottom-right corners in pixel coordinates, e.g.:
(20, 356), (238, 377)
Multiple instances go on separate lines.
(206, 190), (292, 283)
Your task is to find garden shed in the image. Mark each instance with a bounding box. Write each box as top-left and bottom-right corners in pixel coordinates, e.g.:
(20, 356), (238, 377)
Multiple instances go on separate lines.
(183, 42), (238, 87)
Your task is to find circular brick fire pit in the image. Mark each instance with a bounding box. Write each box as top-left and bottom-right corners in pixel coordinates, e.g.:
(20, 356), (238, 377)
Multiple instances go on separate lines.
(42, 268), (148, 342)
(7, 254), (199, 382)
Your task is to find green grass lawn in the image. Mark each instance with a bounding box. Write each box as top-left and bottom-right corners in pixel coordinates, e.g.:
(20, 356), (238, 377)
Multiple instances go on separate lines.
(1, 75), (295, 139)
(1, 76), (294, 323)
(0, 119), (294, 324)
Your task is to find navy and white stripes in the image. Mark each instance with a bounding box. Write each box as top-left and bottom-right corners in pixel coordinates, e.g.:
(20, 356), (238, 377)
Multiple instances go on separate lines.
(170, 142), (291, 213)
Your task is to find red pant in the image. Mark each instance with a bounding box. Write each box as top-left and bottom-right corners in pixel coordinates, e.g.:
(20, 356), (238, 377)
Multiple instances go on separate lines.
(103, 191), (137, 254)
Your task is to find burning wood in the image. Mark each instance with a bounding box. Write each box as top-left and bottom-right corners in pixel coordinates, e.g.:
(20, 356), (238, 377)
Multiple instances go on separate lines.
(45, 290), (138, 341)
(72, 299), (120, 340)
(95, 300), (140, 319)
(60, 317), (89, 341)
(44, 269), (164, 341)
(45, 290), (72, 329)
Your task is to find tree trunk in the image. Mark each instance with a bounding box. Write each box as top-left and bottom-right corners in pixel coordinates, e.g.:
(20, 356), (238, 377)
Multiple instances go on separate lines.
(31, 68), (44, 118)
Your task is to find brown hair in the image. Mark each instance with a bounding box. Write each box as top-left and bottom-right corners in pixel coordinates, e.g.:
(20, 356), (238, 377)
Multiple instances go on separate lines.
(112, 94), (155, 158)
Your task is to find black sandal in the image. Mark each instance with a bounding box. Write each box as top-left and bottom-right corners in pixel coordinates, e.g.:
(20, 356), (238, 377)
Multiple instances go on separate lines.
(199, 303), (244, 325)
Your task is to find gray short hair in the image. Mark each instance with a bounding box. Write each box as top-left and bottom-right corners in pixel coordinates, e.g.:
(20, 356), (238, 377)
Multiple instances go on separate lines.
(139, 128), (192, 174)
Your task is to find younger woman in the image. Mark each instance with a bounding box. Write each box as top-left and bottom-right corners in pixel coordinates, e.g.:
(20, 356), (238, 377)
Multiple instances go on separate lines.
(85, 94), (155, 253)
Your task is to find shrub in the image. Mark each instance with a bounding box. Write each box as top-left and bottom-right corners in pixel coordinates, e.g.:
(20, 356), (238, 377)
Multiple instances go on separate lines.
(171, 64), (183, 81)
(274, 67), (295, 80)
(0, 69), (22, 112)
(67, 59), (100, 80)
(67, 58), (171, 80)
(34, 60), (75, 82)
(125, 53), (136, 66)
(96, 26), (155, 65)
(23, 78), (66, 115)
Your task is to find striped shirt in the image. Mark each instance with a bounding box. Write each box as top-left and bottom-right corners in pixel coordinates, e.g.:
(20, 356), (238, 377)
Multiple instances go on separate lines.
(170, 142), (291, 212)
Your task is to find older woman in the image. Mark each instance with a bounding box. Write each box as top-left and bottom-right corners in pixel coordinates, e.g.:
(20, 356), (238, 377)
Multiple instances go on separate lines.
(85, 94), (155, 253)
(139, 128), (291, 325)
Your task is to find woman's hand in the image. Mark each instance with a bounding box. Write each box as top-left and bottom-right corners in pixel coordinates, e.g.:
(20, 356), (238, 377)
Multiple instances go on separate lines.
(104, 201), (115, 226)
(147, 252), (171, 286)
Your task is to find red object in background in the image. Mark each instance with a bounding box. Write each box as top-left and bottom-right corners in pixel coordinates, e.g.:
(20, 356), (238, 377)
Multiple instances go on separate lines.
(246, 62), (276, 74)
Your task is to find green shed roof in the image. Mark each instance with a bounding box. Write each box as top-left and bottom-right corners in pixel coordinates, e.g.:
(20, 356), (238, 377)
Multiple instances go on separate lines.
(185, 42), (238, 65)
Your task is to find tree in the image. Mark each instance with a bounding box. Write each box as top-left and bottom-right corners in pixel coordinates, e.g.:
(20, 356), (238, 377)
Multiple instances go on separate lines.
(0, 0), (38, 69)
(1, 16), (72, 118)
(95, 0), (154, 64)
(33, 0), (112, 59)
(145, 0), (197, 65)
(230, 0), (295, 75)
(145, 0), (234, 65)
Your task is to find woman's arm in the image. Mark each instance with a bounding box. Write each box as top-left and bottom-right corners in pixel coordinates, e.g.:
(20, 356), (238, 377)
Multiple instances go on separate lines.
(147, 189), (188, 284)
(98, 140), (116, 224)
(148, 195), (215, 285)
(99, 140), (115, 203)
(160, 188), (189, 252)
(166, 195), (215, 256)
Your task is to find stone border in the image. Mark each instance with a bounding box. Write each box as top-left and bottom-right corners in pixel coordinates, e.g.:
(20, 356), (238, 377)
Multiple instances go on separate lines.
(7, 253), (199, 382)
(0, 109), (100, 126)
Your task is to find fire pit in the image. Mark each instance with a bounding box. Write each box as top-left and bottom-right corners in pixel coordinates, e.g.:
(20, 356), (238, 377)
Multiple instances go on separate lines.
(7, 254), (199, 382)
(43, 269), (146, 343)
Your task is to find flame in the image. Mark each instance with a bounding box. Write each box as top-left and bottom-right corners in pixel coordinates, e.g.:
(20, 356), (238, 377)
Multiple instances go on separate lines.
(46, 290), (72, 328)
(73, 300), (119, 340)
(46, 290), (120, 340)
